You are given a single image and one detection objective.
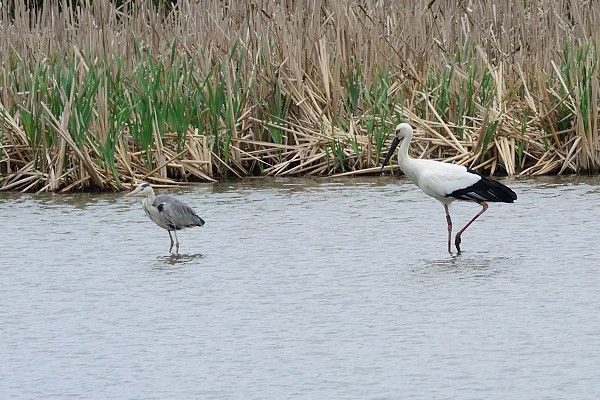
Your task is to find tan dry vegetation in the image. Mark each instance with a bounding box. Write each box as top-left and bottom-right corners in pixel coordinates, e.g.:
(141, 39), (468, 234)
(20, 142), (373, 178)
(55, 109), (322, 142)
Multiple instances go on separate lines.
(0, 0), (599, 192)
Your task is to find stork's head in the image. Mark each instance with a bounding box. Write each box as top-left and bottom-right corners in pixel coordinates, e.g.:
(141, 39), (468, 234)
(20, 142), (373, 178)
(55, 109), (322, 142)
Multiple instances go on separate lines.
(381, 123), (414, 170)
(125, 181), (152, 197)
(393, 123), (413, 140)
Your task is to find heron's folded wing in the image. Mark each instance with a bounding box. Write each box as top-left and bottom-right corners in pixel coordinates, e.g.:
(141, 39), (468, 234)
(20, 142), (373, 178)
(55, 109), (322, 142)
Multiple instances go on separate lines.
(155, 195), (204, 228)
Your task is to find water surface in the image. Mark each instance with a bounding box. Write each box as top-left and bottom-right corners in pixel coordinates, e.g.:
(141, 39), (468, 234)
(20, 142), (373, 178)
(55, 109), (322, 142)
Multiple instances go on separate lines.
(2, 176), (600, 399)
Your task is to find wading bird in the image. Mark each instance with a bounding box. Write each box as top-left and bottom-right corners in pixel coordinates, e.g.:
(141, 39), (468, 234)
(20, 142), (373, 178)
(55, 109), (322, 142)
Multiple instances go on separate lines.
(381, 123), (517, 254)
(126, 182), (205, 253)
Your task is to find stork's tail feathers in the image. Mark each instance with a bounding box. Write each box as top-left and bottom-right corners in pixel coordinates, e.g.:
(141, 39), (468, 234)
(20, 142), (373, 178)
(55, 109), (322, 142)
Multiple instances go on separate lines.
(449, 170), (517, 203)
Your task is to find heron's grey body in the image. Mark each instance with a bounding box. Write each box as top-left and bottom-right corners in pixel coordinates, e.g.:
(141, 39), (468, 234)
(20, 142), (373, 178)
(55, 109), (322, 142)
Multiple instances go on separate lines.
(127, 182), (205, 253)
(143, 194), (205, 231)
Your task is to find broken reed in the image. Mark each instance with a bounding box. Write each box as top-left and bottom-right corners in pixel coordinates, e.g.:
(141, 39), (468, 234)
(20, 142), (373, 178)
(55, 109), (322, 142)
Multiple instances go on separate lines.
(1, 0), (599, 192)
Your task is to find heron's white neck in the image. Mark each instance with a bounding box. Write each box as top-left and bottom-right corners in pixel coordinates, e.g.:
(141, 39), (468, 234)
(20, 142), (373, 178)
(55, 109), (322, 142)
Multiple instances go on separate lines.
(142, 186), (156, 206)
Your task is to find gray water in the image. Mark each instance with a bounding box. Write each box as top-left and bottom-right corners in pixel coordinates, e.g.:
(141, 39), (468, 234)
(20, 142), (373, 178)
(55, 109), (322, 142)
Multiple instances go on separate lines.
(1, 176), (600, 399)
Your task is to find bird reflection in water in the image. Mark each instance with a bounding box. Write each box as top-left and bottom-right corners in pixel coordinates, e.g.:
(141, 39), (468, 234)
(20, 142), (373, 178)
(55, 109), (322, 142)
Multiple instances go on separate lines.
(411, 254), (511, 279)
(155, 253), (204, 267)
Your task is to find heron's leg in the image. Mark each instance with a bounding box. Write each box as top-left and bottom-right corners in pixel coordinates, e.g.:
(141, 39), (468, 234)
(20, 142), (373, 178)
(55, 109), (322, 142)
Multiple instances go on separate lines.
(444, 204), (452, 255)
(168, 231), (174, 253)
(455, 201), (489, 254)
(173, 230), (180, 253)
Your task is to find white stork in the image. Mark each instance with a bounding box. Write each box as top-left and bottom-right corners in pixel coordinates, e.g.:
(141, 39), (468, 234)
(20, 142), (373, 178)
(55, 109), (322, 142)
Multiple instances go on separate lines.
(381, 123), (517, 254)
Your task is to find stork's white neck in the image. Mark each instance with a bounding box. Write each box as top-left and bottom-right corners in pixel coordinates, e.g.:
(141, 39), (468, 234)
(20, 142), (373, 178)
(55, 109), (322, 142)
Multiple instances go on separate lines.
(397, 131), (419, 181)
(397, 130), (415, 165)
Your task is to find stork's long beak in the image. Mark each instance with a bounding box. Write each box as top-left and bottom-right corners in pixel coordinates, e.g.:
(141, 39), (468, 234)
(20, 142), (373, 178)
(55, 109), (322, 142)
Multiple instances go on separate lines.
(380, 136), (401, 171)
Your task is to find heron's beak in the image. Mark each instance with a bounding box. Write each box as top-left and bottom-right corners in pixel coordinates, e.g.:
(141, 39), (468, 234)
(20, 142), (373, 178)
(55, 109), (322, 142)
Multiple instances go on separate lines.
(380, 136), (401, 170)
(125, 186), (141, 197)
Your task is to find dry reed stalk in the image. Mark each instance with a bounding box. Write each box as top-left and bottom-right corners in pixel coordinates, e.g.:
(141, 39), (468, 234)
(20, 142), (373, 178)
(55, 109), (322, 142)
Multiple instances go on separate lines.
(1, 0), (600, 191)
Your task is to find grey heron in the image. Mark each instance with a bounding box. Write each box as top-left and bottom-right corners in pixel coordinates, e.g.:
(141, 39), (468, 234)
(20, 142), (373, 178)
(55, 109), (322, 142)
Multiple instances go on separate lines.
(126, 182), (205, 253)
(381, 123), (517, 254)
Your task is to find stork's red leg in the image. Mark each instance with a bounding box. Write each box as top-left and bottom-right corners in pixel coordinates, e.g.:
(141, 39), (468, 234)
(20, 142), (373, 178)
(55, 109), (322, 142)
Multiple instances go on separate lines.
(444, 204), (453, 255)
(455, 202), (489, 254)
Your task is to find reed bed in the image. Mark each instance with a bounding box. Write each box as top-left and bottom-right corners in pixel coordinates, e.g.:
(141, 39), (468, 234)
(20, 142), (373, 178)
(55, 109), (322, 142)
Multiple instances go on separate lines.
(1, 0), (599, 192)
